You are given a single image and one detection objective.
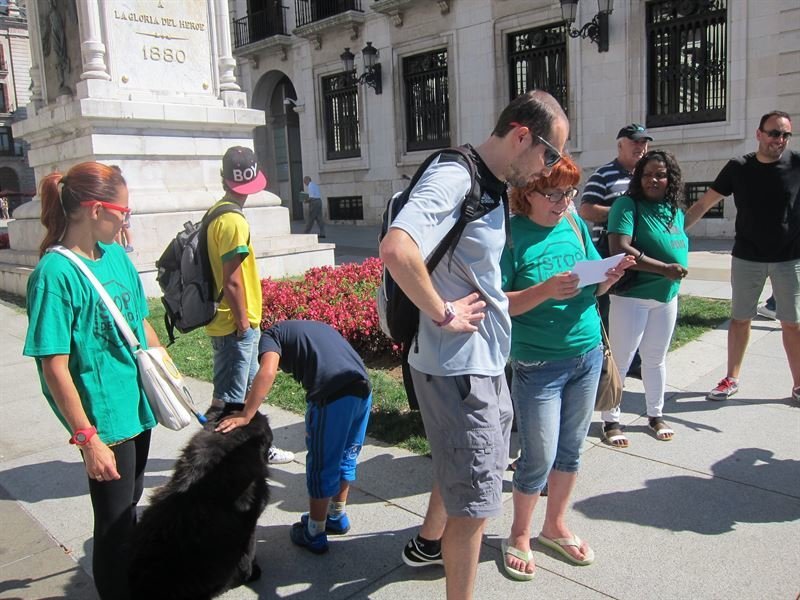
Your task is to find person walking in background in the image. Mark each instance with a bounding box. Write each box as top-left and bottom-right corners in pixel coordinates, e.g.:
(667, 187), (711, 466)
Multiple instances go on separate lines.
(602, 150), (689, 446)
(499, 156), (632, 580)
(23, 163), (162, 599)
(685, 111), (799, 405)
(216, 320), (372, 555)
(0, 195), (9, 219)
(578, 124), (653, 378)
(114, 221), (134, 252)
(303, 175), (326, 238)
(380, 90), (569, 600)
(205, 146), (294, 464)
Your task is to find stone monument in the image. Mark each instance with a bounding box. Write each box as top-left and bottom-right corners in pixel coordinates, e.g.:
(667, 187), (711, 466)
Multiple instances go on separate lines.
(0, 0), (332, 297)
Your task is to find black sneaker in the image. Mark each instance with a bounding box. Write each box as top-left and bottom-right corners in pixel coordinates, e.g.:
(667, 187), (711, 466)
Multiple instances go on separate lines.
(402, 537), (444, 567)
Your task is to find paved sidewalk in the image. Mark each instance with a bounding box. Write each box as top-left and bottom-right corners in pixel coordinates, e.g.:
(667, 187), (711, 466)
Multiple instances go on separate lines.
(1, 231), (798, 599)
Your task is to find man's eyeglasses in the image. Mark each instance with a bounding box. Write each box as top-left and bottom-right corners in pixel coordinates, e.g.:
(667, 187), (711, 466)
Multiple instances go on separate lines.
(536, 188), (578, 203)
(508, 121), (563, 168)
(80, 200), (132, 225)
(536, 136), (563, 168)
(760, 129), (792, 140)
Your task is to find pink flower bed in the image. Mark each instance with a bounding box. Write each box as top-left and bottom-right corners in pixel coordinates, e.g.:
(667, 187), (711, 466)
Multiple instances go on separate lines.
(261, 257), (396, 358)
(0, 232), (8, 250)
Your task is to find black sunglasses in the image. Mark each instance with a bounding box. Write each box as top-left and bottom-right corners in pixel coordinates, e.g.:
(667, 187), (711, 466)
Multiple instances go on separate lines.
(536, 136), (563, 168)
(761, 129), (792, 140)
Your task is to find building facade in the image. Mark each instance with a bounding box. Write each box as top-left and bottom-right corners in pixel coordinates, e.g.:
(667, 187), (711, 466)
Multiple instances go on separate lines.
(0, 0), (33, 213)
(231, 0), (800, 236)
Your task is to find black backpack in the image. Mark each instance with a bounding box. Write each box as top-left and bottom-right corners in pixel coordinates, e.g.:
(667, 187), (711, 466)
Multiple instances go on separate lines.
(156, 203), (247, 344)
(377, 146), (505, 408)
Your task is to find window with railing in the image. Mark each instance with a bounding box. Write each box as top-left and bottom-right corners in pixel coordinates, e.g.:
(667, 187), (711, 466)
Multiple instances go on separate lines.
(404, 49), (449, 152)
(232, 2), (287, 48)
(295, 0), (362, 28)
(322, 72), (360, 160)
(684, 182), (724, 218)
(646, 0), (727, 127)
(508, 23), (568, 114)
(328, 196), (363, 220)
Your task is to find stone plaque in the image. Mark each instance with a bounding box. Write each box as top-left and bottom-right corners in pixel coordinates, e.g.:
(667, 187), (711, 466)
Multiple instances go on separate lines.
(106, 0), (213, 94)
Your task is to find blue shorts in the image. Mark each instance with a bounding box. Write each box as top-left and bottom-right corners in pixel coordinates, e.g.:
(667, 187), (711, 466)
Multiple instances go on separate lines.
(211, 328), (261, 404)
(305, 393), (372, 499)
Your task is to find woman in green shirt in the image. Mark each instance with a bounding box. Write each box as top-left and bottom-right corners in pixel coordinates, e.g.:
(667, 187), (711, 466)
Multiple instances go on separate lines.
(602, 150), (689, 447)
(23, 163), (162, 600)
(499, 156), (633, 580)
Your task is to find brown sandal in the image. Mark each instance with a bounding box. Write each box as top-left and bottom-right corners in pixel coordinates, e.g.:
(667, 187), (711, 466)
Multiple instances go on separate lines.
(602, 423), (629, 448)
(648, 418), (674, 441)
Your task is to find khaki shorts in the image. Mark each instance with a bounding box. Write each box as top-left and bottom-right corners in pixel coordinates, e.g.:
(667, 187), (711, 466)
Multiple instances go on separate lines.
(731, 257), (800, 323)
(410, 367), (513, 519)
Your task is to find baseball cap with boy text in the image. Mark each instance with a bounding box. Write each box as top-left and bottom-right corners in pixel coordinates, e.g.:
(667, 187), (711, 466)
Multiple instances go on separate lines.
(222, 146), (267, 195)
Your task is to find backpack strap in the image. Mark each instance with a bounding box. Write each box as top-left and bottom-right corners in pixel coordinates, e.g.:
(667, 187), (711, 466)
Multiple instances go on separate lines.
(199, 202), (248, 302)
(422, 147), (482, 274)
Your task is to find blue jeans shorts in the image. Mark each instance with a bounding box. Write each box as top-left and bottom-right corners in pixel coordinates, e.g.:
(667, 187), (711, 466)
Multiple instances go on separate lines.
(306, 393), (372, 499)
(211, 327), (261, 404)
(511, 344), (603, 495)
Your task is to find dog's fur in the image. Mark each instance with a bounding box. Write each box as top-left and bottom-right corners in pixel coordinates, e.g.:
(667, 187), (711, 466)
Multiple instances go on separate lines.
(129, 408), (272, 600)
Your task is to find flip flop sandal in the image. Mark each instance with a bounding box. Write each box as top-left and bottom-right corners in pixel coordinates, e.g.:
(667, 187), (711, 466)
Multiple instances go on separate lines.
(537, 533), (595, 566)
(501, 539), (535, 581)
(648, 418), (675, 441)
(602, 424), (629, 448)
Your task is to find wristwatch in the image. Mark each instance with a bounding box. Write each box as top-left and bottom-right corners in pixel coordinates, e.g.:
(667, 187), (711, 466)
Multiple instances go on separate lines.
(69, 426), (97, 446)
(433, 302), (457, 327)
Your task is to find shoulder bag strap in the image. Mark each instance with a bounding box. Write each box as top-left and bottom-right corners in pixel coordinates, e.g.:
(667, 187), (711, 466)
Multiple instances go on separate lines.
(564, 212), (586, 254)
(47, 246), (142, 350)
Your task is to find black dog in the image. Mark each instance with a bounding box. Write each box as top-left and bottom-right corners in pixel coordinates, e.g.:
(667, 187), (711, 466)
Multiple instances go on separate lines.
(129, 406), (272, 600)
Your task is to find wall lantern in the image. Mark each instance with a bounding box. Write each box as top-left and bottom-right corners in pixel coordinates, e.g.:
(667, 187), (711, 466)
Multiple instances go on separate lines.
(340, 41), (382, 94)
(560, 0), (614, 53)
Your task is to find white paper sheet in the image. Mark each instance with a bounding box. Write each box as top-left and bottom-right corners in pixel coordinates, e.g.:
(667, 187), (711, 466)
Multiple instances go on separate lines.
(571, 253), (626, 288)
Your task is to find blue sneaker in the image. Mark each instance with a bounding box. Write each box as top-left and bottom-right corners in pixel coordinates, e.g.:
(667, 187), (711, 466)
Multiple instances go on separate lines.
(290, 522), (329, 554)
(300, 512), (351, 535)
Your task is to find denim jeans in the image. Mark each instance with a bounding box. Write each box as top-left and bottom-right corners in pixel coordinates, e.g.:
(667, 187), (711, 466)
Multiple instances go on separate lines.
(211, 327), (261, 404)
(511, 344), (603, 495)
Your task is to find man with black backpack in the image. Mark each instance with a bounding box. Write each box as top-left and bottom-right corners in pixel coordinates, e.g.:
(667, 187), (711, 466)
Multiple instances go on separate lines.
(204, 146), (294, 465)
(380, 91), (569, 599)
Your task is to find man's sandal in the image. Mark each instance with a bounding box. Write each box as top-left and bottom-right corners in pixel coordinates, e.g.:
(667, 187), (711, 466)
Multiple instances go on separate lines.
(501, 539), (535, 581)
(648, 417), (674, 441)
(602, 422), (629, 448)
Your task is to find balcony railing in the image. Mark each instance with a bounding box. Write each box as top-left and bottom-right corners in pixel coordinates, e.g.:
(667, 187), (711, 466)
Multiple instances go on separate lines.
(233, 3), (288, 48)
(295, 0), (362, 28)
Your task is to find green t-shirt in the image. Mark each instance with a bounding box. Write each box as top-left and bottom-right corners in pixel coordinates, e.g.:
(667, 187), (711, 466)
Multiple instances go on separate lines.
(608, 196), (689, 302)
(24, 243), (156, 444)
(501, 214), (602, 361)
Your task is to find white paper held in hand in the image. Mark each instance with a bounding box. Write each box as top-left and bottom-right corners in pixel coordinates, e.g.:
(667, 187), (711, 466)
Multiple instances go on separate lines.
(571, 253), (627, 288)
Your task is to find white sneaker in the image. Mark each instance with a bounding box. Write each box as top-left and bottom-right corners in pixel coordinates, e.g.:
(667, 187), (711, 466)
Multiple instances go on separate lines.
(756, 303), (777, 320)
(267, 446), (295, 464)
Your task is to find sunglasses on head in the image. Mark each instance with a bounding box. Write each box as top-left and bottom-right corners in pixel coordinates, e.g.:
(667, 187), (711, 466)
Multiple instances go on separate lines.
(760, 129), (792, 140)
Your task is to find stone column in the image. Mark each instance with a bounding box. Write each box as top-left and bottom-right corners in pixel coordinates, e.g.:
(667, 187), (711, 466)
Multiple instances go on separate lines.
(76, 0), (111, 81)
(24, 0), (44, 109)
(214, 0), (241, 91)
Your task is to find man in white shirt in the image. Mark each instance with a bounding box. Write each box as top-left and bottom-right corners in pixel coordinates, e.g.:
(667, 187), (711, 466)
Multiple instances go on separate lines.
(303, 176), (326, 238)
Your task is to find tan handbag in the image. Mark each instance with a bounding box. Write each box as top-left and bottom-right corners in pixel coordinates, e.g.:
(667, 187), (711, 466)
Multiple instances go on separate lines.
(596, 321), (623, 412)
